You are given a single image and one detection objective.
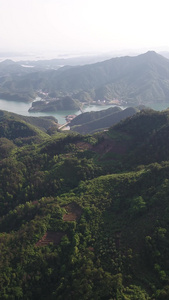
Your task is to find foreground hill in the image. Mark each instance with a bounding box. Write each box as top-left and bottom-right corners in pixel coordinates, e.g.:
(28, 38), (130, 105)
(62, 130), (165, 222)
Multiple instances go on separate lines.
(1, 109), (169, 299)
(0, 110), (59, 151)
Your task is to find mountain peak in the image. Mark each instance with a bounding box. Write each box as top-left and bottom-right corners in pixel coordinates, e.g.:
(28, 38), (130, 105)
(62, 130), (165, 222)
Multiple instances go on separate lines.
(136, 50), (168, 66)
(145, 50), (157, 55)
(139, 50), (166, 60)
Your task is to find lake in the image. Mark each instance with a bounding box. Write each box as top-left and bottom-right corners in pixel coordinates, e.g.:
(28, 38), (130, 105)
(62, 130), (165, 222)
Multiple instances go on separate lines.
(0, 98), (80, 124)
(0, 99), (126, 124)
(0, 98), (169, 125)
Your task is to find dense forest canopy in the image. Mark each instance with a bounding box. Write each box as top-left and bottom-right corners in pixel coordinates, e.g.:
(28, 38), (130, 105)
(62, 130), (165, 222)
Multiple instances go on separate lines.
(0, 108), (169, 299)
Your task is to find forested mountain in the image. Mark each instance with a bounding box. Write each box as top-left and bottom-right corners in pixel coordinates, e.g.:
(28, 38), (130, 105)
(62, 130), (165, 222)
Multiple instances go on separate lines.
(0, 60), (38, 102)
(69, 106), (139, 134)
(1, 51), (169, 107)
(0, 110), (58, 136)
(1, 108), (169, 299)
(29, 96), (81, 112)
(34, 51), (169, 106)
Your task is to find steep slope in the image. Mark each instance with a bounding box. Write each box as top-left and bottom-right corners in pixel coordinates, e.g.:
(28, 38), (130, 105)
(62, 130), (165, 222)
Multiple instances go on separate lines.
(91, 108), (169, 171)
(69, 106), (122, 126)
(0, 109), (58, 132)
(0, 110), (51, 147)
(70, 106), (139, 134)
(1, 109), (169, 299)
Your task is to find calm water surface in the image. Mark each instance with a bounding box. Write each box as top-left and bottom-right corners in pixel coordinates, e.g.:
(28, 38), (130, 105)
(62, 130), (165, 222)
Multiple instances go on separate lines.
(0, 99), (80, 124)
(0, 98), (168, 125)
(0, 99), (126, 124)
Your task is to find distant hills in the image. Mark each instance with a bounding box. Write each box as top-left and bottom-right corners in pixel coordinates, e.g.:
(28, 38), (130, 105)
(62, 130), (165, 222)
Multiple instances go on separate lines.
(26, 51), (169, 107)
(1, 51), (169, 108)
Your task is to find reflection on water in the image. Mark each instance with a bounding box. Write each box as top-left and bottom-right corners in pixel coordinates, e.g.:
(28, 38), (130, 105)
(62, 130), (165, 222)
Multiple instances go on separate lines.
(0, 98), (169, 125)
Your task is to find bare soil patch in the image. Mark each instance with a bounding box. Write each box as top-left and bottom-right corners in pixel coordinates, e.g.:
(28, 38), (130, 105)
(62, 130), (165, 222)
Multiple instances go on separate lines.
(75, 141), (92, 151)
(63, 202), (83, 222)
(35, 231), (65, 247)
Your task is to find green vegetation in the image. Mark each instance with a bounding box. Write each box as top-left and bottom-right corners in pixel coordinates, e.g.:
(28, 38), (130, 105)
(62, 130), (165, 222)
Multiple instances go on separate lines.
(70, 106), (139, 134)
(1, 108), (169, 299)
(30, 96), (81, 112)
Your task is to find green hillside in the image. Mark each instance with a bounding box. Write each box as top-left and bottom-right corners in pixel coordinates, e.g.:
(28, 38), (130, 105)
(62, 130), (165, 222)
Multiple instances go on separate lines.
(0, 109), (169, 299)
(29, 96), (81, 112)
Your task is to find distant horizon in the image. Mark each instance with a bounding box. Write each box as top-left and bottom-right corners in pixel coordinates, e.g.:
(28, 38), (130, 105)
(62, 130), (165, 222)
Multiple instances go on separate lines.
(1, 0), (169, 59)
(1, 46), (169, 62)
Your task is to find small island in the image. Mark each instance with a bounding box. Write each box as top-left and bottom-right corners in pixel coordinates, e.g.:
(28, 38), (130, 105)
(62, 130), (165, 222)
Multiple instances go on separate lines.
(29, 96), (81, 112)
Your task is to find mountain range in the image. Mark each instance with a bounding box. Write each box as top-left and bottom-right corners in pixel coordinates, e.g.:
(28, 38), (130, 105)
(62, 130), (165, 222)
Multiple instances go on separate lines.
(1, 51), (169, 108)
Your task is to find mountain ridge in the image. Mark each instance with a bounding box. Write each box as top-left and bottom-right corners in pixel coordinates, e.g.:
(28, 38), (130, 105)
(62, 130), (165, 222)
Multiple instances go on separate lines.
(1, 51), (169, 108)
(70, 106), (139, 134)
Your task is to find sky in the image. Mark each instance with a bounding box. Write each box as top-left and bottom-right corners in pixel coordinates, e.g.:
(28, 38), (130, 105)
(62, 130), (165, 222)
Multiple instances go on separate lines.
(0, 0), (169, 57)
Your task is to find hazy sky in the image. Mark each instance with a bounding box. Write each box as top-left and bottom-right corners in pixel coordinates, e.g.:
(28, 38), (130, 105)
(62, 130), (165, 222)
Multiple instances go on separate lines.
(0, 0), (169, 55)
